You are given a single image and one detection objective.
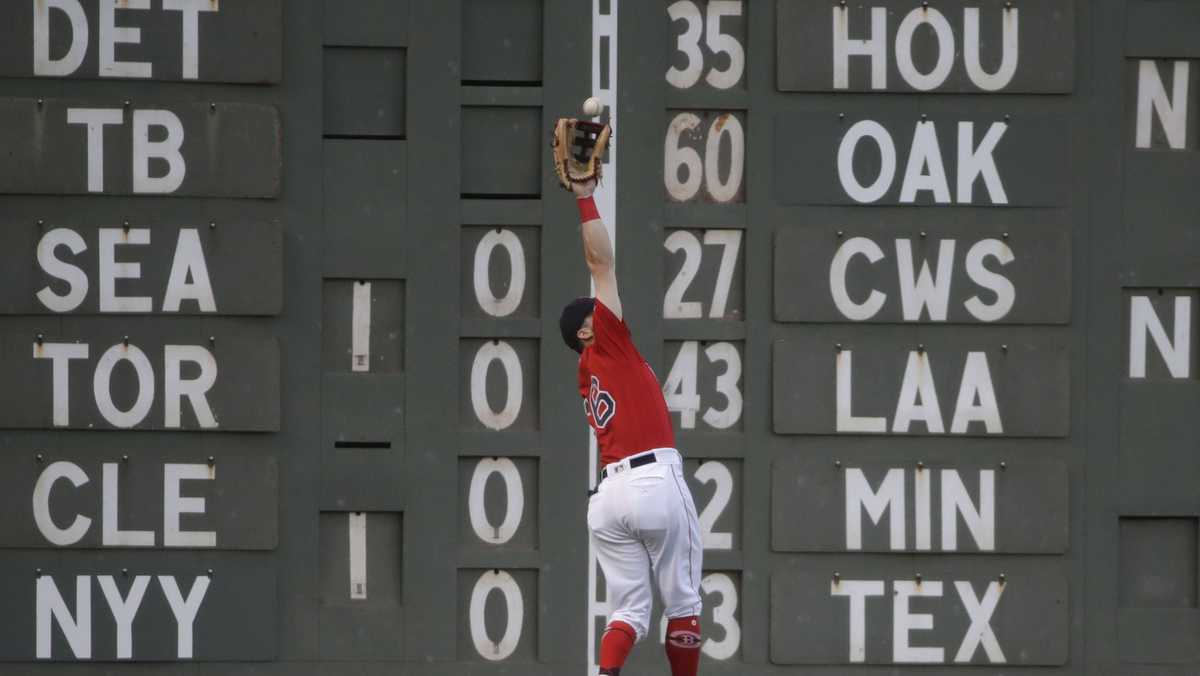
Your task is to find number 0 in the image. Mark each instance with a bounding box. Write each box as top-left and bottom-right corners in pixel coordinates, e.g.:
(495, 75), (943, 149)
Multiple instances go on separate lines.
(469, 570), (524, 660)
(468, 458), (524, 545)
(470, 341), (523, 430)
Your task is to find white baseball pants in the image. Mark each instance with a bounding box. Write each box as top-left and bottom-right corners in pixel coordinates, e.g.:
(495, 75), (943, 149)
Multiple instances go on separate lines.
(587, 448), (703, 640)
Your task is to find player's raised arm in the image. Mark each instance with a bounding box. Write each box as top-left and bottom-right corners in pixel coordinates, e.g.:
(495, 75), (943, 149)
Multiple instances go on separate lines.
(573, 180), (622, 319)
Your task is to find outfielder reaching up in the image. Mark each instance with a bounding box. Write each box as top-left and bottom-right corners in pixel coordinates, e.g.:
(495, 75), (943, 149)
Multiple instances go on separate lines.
(559, 175), (705, 676)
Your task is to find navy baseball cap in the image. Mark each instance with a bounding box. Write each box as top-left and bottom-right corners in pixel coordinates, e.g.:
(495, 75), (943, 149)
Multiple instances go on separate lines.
(559, 297), (595, 353)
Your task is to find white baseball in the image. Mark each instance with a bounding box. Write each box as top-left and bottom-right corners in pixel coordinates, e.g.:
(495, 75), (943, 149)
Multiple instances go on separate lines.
(582, 97), (602, 117)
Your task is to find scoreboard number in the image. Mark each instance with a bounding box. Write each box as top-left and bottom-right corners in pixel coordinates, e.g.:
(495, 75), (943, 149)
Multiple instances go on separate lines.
(468, 569), (524, 661)
(665, 111), (746, 203)
(663, 341), (743, 429)
(467, 458), (525, 545)
(663, 229), (743, 320)
(473, 229), (526, 318)
(666, 0), (745, 90)
(695, 461), (734, 550)
(470, 341), (523, 431)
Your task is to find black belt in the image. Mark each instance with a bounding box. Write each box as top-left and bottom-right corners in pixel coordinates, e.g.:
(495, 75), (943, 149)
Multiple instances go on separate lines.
(600, 452), (657, 480)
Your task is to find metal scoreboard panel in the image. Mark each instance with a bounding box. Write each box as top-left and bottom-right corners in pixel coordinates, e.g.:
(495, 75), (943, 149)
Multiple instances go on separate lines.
(0, 2), (1192, 676)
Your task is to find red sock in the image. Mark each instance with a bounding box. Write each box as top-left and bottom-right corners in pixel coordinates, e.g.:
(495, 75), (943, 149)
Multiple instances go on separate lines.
(665, 616), (702, 676)
(599, 620), (636, 673)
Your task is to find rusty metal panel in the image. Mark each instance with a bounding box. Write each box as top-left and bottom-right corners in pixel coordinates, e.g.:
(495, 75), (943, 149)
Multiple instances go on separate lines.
(775, 223), (1070, 324)
(773, 328), (1070, 436)
(0, 99), (281, 197)
(777, 0), (1074, 92)
(0, 553), (276, 661)
(773, 111), (1070, 206)
(3, 319), (279, 431)
(0, 0), (281, 83)
(0, 453), (276, 550)
(0, 220), (282, 316)
(771, 558), (1069, 664)
(772, 457), (1068, 553)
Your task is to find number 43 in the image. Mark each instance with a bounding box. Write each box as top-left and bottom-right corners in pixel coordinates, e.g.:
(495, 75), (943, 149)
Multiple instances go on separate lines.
(663, 341), (743, 430)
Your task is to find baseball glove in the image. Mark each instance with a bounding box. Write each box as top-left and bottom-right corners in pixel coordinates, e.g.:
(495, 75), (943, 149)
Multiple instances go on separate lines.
(552, 118), (611, 191)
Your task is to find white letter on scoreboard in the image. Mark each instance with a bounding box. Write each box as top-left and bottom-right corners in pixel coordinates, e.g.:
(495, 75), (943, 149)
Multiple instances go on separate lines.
(103, 462), (155, 546)
(941, 470), (995, 551)
(893, 351), (944, 433)
(67, 108), (123, 193)
(164, 345), (219, 428)
(37, 576), (92, 659)
(900, 122), (952, 203)
(99, 0), (151, 78)
(163, 0), (218, 80)
(832, 7), (887, 89)
(963, 239), (1016, 322)
(831, 579), (884, 662)
(830, 237), (887, 320)
(34, 342), (89, 427)
(954, 581), (1006, 663)
(950, 352), (1003, 434)
(1136, 60), (1190, 149)
(957, 122), (1008, 204)
(162, 229), (217, 312)
(963, 7), (1018, 91)
(97, 575), (151, 659)
(845, 468), (905, 550)
(837, 351), (887, 433)
(93, 343), (155, 428)
(893, 580), (944, 663)
(34, 0), (89, 77)
(158, 576), (210, 659)
(895, 8), (954, 91)
(838, 120), (896, 203)
(163, 464), (216, 547)
(99, 228), (152, 312)
(133, 110), (186, 194)
(1129, 296), (1192, 378)
(36, 228), (90, 313)
(33, 461), (93, 546)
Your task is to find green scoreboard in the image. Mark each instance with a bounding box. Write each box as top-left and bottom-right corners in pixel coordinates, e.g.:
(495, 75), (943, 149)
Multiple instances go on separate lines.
(0, 1), (1197, 674)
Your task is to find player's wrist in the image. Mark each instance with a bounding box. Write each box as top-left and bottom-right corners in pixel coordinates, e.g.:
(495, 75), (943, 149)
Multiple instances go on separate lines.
(577, 194), (600, 223)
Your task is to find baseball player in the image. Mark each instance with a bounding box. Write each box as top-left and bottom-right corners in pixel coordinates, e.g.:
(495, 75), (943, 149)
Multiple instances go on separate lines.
(560, 177), (704, 676)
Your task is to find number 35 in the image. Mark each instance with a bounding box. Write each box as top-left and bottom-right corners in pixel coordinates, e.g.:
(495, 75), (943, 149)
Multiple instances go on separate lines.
(667, 0), (745, 90)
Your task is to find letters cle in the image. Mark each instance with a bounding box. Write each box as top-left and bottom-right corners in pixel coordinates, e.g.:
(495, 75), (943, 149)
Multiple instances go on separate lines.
(35, 0), (218, 79)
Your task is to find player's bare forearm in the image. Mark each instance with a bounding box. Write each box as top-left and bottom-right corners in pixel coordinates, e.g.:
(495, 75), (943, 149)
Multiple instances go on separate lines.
(575, 183), (623, 318)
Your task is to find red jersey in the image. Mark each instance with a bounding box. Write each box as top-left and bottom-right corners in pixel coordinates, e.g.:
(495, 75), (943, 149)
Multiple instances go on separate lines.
(578, 300), (675, 466)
